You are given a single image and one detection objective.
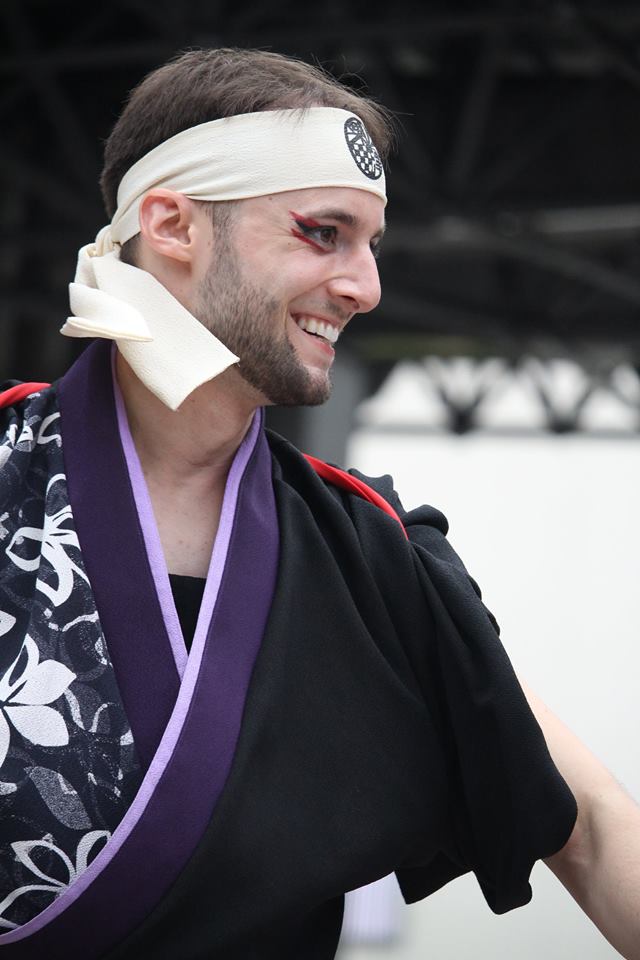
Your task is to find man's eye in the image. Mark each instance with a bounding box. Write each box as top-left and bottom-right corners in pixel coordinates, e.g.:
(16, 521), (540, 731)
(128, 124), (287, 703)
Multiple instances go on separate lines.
(316, 226), (337, 245)
(293, 219), (337, 248)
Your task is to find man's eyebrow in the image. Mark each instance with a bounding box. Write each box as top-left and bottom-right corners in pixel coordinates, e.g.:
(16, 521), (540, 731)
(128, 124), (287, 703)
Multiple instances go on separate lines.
(302, 208), (386, 240)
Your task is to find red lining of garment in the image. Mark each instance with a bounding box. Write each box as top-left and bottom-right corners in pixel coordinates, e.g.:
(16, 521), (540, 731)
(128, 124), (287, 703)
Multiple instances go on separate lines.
(0, 383), (407, 537)
(303, 453), (408, 539)
(0, 382), (51, 409)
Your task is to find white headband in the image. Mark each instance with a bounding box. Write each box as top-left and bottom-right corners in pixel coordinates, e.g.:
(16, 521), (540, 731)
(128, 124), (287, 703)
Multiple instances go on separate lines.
(61, 108), (386, 409)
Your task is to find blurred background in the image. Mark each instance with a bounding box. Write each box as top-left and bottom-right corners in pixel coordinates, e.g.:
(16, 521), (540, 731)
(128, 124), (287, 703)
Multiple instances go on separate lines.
(2, 1), (639, 957)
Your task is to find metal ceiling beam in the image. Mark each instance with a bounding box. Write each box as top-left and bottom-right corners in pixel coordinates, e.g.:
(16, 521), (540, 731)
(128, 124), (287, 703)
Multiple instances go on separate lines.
(446, 28), (504, 195)
(0, 149), (98, 224)
(1, 6), (640, 76)
(0, 43), (175, 74)
(477, 85), (595, 199)
(1, 2), (98, 185)
(575, 10), (640, 91)
(382, 218), (640, 306)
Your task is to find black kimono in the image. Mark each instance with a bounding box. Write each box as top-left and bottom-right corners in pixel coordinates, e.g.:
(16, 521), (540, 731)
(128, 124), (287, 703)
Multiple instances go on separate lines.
(0, 340), (576, 958)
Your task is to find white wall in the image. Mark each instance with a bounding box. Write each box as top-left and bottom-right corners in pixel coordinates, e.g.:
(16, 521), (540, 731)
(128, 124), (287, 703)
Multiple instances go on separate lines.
(339, 427), (640, 960)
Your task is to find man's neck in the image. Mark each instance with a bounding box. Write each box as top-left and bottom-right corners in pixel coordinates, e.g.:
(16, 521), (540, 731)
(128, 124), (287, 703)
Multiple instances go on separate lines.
(115, 351), (259, 490)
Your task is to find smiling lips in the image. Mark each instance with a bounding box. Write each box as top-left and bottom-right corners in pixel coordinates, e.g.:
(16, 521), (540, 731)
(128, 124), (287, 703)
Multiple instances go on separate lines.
(294, 315), (340, 345)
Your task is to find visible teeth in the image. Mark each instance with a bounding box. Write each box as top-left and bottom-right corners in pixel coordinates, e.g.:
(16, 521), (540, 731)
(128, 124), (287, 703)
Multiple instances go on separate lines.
(295, 316), (339, 344)
(323, 324), (339, 344)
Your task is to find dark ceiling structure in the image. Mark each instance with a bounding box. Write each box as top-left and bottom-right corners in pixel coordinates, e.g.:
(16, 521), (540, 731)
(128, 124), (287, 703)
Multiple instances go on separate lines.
(2, 0), (640, 412)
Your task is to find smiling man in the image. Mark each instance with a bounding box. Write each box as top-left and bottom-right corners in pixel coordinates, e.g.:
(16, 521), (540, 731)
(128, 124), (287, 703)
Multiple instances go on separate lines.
(0, 47), (639, 960)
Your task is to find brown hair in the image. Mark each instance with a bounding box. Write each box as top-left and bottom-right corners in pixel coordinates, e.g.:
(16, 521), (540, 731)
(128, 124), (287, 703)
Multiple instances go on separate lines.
(100, 47), (395, 222)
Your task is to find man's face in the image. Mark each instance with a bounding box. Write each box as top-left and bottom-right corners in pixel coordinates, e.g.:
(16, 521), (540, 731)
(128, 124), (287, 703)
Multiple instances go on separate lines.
(193, 187), (385, 406)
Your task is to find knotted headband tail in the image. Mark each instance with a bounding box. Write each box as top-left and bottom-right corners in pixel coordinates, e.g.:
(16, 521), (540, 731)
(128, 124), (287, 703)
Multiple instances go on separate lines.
(61, 252), (238, 411)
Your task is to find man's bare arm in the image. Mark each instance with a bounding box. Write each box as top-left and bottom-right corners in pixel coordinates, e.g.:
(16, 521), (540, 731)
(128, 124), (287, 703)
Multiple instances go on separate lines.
(521, 682), (640, 960)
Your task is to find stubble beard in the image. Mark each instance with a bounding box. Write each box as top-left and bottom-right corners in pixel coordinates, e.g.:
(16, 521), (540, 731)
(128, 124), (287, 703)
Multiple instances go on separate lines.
(194, 240), (331, 407)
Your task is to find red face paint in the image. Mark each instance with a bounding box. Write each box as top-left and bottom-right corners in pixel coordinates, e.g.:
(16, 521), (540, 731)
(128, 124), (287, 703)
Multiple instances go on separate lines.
(289, 211), (329, 251)
(289, 211), (321, 228)
(290, 228), (322, 250)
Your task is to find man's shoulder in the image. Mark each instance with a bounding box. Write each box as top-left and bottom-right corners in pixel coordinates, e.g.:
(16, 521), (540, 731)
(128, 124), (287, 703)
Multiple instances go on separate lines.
(265, 427), (449, 539)
(1, 381), (60, 468)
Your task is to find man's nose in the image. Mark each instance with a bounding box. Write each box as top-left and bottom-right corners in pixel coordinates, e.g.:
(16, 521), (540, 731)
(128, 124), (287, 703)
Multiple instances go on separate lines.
(326, 248), (381, 315)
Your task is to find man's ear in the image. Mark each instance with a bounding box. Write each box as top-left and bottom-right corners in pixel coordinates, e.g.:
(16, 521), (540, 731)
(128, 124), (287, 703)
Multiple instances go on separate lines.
(138, 189), (201, 264)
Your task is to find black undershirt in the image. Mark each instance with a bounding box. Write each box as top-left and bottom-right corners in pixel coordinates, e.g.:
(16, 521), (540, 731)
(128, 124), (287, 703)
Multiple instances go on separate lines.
(168, 574), (206, 652)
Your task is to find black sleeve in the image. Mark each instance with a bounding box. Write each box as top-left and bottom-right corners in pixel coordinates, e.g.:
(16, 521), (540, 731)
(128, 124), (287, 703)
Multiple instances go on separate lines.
(348, 470), (578, 914)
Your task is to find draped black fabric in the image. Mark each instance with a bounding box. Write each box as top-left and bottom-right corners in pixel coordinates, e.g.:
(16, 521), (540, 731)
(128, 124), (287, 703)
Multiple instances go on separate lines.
(105, 431), (576, 960)
(0, 362), (577, 957)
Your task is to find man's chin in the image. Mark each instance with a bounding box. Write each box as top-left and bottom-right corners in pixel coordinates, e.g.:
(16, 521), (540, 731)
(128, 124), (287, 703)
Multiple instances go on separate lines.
(265, 381), (331, 407)
(268, 391), (330, 409)
(294, 368), (332, 406)
(235, 363), (331, 408)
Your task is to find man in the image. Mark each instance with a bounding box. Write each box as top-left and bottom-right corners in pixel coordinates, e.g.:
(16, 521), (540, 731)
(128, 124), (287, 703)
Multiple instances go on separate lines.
(0, 48), (638, 959)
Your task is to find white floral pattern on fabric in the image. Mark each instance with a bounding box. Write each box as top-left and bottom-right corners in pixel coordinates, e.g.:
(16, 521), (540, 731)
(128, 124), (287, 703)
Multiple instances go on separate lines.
(0, 636), (75, 768)
(0, 612), (16, 638)
(36, 413), (62, 447)
(0, 830), (109, 930)
(6, 474), (89, 607)
(0, 385), (141, 930)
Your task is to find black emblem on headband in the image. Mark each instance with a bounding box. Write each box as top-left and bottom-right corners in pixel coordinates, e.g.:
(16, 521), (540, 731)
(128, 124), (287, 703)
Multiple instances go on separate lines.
(344, 117), (383, 181)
